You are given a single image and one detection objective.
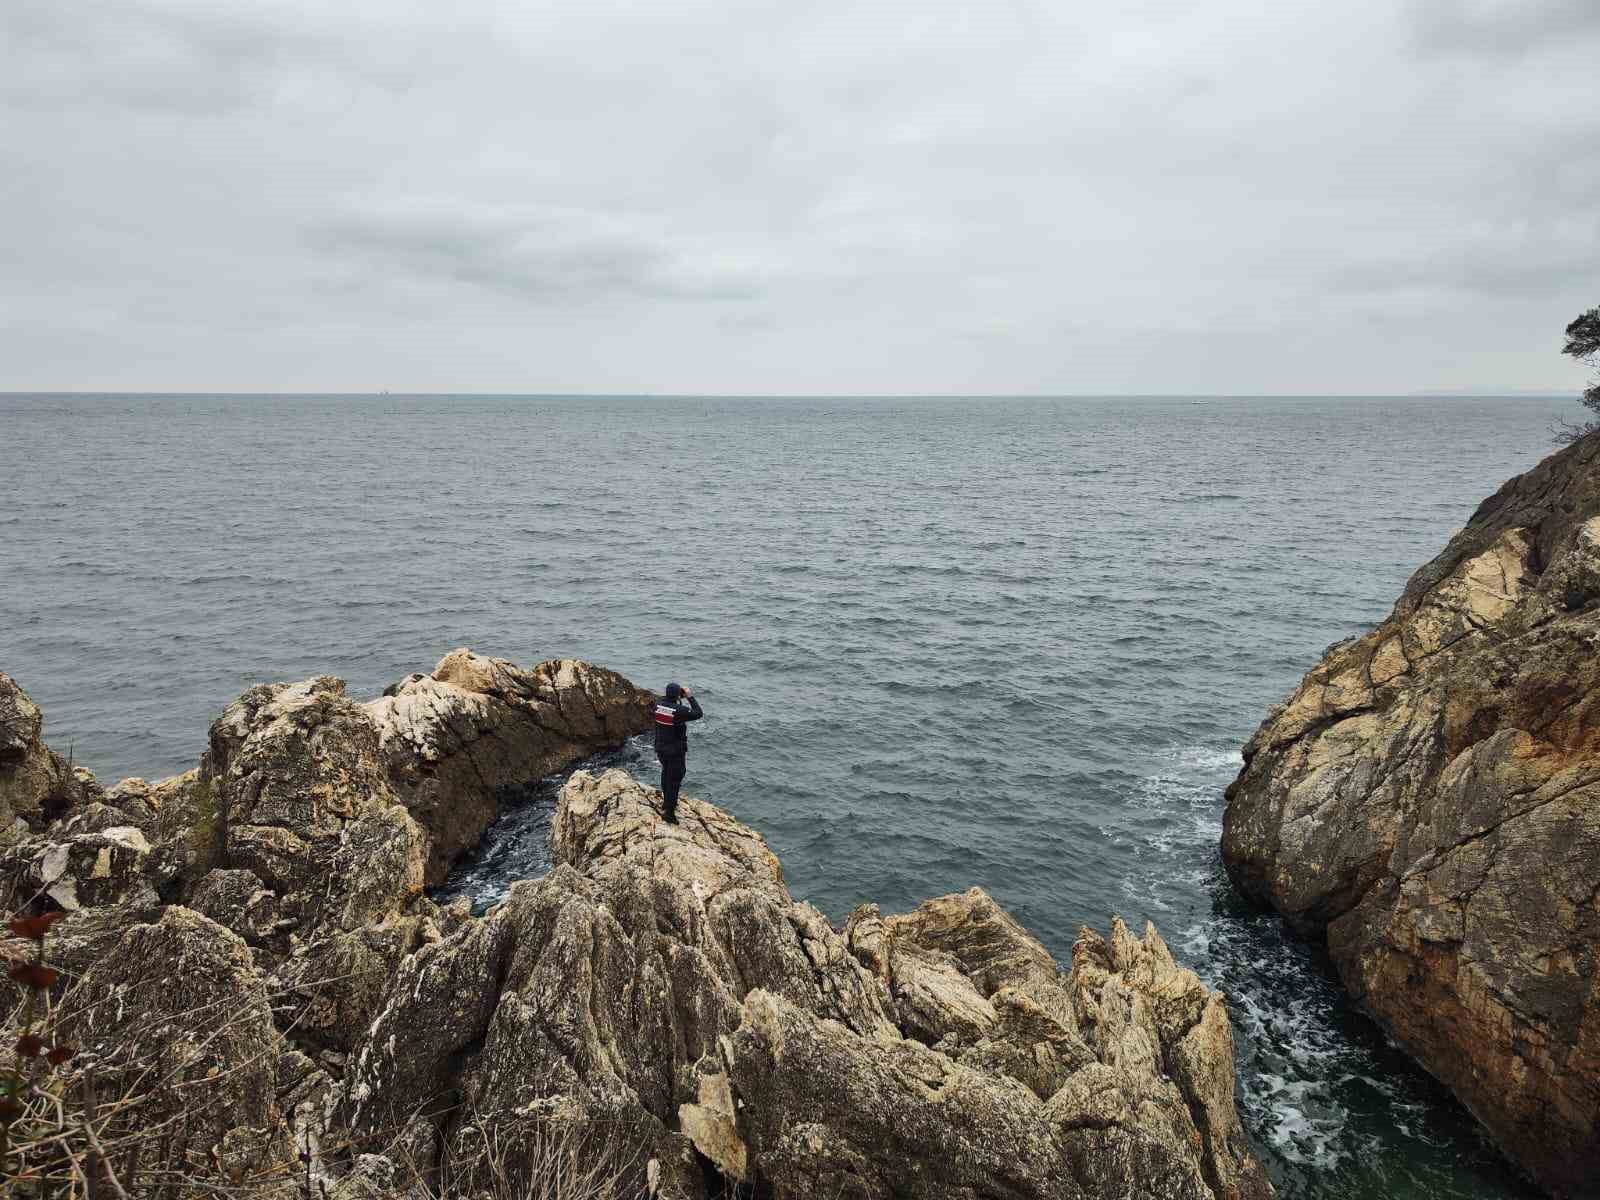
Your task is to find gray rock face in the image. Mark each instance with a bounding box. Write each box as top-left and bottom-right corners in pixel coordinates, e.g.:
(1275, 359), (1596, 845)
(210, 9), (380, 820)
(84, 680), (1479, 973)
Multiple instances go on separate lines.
(1222, 435), (1600, 1198)
(57, 906), (298, 1185)
(343, 769), (1270, 1200)
(3, 651), (653, 1043)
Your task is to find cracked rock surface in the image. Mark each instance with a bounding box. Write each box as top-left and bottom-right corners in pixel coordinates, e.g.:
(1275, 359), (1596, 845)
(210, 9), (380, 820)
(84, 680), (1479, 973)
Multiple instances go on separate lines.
(368, 648), (654, 884)
(1222, 435), (1600, 1198)
(4, 657), (1266, 1199)
(1, 652), (653, 1195)
(343, 768), (1270, 1200)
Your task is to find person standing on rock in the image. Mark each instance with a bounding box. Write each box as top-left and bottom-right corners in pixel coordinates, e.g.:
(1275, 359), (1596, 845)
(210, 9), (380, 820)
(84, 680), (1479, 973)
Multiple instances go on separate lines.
(652, 682), (702, 823)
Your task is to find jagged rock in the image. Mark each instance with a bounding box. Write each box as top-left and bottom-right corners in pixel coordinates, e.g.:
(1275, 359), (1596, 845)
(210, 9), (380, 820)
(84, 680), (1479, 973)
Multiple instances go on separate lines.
(182, 676), (437, 1050)
(5, 654), (1267, 1200)
(330, 1152), (429, 1200)
(343, 769), (1268, 1200)
(128, 769), (224, 890)
(0, 653), (661, 1193)
(57, 906), (299, 1195)
(99, 775), (162, 836)
(24, 901), (168, 989)
(846, 889), (1263, 1200)
(727, 987), (1088, 1198)
(1223, 434), (1600, 1197)
(33, 823), (153, 912)
(190, 868), (280, 943)
(276, 917), (441, 1053)
(0, 672), (41, 759)
(1069, 920), (1266, 1200)
(0, 673), (97, 847)
(206, 675), (422, 903)
(365, 648), (654, 883)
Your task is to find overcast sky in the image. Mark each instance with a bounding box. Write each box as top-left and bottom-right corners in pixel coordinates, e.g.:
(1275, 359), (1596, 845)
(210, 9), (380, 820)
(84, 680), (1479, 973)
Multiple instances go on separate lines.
(3, 0), (1597, 394)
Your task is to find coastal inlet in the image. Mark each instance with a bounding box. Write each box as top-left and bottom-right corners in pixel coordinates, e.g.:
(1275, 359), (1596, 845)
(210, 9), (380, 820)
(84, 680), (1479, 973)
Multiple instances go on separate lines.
(1, 390), (1570, 1198)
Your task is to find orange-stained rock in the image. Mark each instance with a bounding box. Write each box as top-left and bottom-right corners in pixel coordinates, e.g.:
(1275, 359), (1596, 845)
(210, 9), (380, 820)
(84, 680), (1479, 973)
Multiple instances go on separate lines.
(1223, 434), (1600, 1198)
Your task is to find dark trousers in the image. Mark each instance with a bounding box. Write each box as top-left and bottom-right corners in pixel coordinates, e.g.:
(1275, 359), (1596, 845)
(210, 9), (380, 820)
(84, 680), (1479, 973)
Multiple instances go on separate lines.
(659, 755), (686, 822)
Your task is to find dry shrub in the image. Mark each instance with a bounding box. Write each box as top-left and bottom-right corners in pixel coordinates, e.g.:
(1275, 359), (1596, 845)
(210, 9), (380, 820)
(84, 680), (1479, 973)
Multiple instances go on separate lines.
(4, 912), (655, 1200)
(1, 910), (298, 1199)
(408, 1106), (646, 1200)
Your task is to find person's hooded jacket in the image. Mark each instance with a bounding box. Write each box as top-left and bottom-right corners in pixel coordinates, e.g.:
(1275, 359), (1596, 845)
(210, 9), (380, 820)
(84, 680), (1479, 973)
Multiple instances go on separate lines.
(652, 684), (702, 758)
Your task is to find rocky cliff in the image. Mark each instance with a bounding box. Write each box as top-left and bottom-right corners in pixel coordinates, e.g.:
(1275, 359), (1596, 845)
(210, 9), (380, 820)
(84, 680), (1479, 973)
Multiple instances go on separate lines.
(1222, 436), (1600, 1198)
(3, 655), (1271, 1199)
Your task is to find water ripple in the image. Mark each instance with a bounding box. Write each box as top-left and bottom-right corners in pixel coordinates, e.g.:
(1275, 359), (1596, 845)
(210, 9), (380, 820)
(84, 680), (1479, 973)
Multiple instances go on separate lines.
(0, 392), (1564, 1200)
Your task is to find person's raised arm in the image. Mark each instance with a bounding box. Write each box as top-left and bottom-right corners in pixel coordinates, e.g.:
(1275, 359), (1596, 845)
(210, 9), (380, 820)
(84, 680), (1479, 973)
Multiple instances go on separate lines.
(682, 690), (703, 721)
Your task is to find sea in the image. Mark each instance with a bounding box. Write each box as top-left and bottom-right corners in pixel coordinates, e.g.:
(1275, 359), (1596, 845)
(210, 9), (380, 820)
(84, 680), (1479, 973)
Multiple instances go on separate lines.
(0, 392), (1570, 1199)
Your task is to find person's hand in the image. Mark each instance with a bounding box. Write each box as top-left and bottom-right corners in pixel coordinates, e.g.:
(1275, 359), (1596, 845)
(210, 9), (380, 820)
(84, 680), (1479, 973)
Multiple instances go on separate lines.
(681, 685), (692, 697)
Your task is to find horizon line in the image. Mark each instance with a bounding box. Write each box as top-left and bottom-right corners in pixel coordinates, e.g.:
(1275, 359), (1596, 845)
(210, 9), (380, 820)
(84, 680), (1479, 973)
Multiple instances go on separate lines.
(0, 389), (1580, 401)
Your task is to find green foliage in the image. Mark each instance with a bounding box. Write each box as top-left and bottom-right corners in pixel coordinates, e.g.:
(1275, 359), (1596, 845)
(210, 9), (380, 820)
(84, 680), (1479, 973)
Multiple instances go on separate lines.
(189, 777), (222, 858)
(1565, 307), (1600, 362)
(1556, 305), (1600, 442)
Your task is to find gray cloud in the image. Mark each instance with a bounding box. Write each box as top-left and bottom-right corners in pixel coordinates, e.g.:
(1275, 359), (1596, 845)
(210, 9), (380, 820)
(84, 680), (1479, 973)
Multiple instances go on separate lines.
(310, 201), (766, 303)
(1412, 0), (1600, 57)
(1333, 219), (1600, 298)
(1, 0), (1595, 393)
(2, 0), (354, 113)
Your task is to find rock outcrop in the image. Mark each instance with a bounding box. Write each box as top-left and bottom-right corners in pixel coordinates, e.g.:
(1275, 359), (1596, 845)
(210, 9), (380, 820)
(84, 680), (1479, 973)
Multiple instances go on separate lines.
(4, 658), (1268, 1199)
(1222, 435), (1600, 1198)
(367, 648), (654, 883)
(0, 672), (98, 849)
(343, 768), (1270, 1200)
(56, 906), (309, 1197)
(1, 651), (652, 1193)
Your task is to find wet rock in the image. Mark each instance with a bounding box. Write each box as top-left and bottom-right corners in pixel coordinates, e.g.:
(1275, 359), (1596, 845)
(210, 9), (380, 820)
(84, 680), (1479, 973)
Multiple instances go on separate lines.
(1223, 434), (1600, 1196)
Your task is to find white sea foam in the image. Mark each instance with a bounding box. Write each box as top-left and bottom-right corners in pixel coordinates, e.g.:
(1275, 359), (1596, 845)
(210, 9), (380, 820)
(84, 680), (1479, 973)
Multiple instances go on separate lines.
(1156, 744), (1244, 771)
(1112, 748), (1378, 1178)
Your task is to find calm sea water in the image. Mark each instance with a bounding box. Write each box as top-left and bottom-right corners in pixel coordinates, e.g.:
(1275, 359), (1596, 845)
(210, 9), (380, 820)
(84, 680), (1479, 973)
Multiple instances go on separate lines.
(1, 393), (1567, 1199)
